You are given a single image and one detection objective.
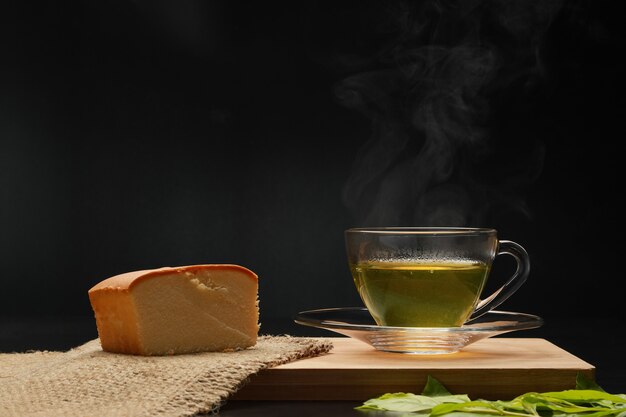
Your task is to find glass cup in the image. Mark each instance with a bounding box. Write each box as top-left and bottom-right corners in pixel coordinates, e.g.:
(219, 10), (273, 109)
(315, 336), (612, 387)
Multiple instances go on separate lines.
(345, 227), (529, 327)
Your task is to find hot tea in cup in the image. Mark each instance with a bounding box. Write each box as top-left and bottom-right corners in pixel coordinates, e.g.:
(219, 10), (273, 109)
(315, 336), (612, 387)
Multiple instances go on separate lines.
(345, 228), (529, 328)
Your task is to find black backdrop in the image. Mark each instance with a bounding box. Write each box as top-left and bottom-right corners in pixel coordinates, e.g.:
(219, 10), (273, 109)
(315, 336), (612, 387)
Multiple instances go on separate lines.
(1, 1), (624, 355)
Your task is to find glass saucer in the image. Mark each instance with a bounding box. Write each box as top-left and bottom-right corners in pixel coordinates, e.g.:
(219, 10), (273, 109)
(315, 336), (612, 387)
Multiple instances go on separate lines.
(294, 307), (543, 355)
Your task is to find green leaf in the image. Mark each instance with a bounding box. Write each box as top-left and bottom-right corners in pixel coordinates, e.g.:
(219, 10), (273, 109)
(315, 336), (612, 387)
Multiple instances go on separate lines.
(439, 413), (503, 417)
(539, 390), (626, 404)
(355, 392), (470, 413)
(423, 375), (453, 397)
(518, 396), (539, 415)
(576, 373), (607, 392)
(431, 400), (531, 417)
(355, 392), (441, 412)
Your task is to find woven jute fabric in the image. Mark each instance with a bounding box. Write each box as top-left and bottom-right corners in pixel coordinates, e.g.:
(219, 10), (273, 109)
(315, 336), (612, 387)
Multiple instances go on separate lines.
(0, 335), (333, 417)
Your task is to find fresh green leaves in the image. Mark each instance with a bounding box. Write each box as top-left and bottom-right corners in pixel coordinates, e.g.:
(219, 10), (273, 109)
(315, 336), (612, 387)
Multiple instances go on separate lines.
(357, 392), (470, 412)
(355, 375), (471, 413)
(356, 374), (626, 417)
(356, 392), (470, 413)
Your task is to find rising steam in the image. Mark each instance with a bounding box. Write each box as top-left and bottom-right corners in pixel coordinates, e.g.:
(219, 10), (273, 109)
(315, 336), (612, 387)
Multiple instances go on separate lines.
(336, 0), (564, 226)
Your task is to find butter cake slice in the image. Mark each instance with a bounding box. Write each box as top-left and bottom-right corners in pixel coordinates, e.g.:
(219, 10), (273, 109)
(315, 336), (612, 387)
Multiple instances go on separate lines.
(88, 264), (259, 355)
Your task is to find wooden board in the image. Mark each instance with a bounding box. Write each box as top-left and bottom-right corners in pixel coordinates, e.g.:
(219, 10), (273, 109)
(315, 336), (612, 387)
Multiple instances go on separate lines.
(232, 337), (595, 401)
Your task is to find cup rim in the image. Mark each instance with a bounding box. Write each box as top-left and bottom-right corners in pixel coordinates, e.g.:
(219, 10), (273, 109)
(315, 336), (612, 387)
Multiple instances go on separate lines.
(345, 227), (496, 236)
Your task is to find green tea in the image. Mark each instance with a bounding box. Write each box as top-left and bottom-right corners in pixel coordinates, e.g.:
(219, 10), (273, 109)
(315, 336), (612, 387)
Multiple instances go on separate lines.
(351, 260), (490, 327)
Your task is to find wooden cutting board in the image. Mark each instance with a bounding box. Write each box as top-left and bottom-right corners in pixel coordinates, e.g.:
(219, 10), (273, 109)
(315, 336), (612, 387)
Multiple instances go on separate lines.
(232, 337), (594, 401)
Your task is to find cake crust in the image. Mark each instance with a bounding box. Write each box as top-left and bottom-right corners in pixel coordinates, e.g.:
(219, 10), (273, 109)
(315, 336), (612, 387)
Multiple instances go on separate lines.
(89, 264), (258, 293)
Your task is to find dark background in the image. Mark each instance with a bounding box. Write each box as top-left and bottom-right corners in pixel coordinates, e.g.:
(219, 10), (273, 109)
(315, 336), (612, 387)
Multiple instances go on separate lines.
(1, 0), (624, 391)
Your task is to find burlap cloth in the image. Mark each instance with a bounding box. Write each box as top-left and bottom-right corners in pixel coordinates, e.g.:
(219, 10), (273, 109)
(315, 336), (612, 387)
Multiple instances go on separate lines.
(0, 335), (333, 417)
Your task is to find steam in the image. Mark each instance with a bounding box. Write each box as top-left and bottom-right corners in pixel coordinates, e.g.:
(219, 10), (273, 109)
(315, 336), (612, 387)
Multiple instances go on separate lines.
(336, 0), (563, 226)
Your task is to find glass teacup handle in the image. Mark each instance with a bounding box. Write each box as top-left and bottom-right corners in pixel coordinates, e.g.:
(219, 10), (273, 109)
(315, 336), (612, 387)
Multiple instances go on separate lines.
(468, 240), (530, 322)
